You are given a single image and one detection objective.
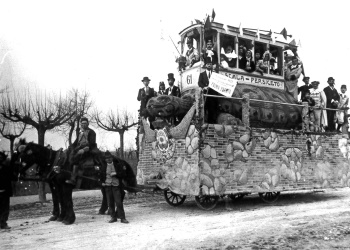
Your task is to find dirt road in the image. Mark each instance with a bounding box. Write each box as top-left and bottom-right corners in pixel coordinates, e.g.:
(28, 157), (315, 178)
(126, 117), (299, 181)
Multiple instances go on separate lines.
(2, 189), (350, 250)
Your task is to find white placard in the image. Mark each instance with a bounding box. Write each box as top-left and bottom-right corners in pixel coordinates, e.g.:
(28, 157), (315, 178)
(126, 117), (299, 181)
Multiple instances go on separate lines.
(219, 71), (284, 90)
(208, 72), (237, 97)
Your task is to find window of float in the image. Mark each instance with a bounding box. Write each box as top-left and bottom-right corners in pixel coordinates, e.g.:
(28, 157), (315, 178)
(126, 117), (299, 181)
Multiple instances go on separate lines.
(238, 37), (254, 69)
(181, 29), (201, 55)
(204, 30), (218, 51)
(254, 41), (268, 73)
(269, 45), (283, 76)
(219, 33), (237, 68)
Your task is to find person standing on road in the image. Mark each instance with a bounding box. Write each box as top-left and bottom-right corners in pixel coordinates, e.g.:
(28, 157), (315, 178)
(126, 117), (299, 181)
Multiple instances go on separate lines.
(0, 152), (17, 230)
(101, 151), (129, 224)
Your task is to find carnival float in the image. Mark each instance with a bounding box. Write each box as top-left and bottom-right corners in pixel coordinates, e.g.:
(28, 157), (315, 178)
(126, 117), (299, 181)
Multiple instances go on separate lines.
(136, 17), (350, 210)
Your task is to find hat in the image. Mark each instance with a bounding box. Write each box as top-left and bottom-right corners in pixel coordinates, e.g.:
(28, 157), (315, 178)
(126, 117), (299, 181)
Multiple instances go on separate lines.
(303, 76), (310, 82)
(341, 84), (347, 89)
(204, 56), (212, 64)
(328, 77), (334, 81)
(104, 151), (113, 159)
(311, 81), (320, 85)
(167, 73), (175, 80)
(159, 81), (165, 86)
(206, 39), (213, 44)
(80, 117), (89, 123)
(141, 76), (151, 82)
(186, 37), (193, 44)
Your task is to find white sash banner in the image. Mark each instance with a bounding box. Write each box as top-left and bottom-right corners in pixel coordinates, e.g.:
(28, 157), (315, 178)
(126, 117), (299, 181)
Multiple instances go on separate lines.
(208, 72), (237, 97)
(219, 71), (284, 90)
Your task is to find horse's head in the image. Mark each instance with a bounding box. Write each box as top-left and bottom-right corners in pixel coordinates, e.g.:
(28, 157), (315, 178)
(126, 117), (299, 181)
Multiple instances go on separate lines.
(20, 143), (51, 177)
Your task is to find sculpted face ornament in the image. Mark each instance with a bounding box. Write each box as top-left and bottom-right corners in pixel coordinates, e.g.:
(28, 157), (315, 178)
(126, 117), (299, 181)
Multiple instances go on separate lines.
(155, 128), (176, 161)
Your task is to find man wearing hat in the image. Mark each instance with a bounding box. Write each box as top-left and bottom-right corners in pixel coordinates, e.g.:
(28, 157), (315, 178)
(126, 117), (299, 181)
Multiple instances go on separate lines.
(185, 37), (199, 69)
(298, 76), (311, 101)
(310, 81), (328, 130)
(203, 39), (218, 72)
(66, 117), (98, 185)
(165, 73), (180, 97)
(198, 56), (219, 123)
(137, 77), (156, 112)
(101, 151), (129, 224)
(323, 77), (340, 131)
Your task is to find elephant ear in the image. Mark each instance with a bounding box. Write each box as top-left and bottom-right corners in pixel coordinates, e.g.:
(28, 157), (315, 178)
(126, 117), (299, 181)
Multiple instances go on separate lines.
(169, 105), (196, 139)
(142, 118), (156, 142)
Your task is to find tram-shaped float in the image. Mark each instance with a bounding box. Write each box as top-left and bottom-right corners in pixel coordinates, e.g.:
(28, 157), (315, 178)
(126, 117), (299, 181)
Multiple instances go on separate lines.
(136, 20), (350, 210)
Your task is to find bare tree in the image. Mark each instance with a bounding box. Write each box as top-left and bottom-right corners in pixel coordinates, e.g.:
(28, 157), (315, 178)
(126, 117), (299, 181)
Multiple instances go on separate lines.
(0, 87), (76, 202)
(56, 88), (93, 146)
(0, 119), (26, 157)
(94, 109), (137, 159)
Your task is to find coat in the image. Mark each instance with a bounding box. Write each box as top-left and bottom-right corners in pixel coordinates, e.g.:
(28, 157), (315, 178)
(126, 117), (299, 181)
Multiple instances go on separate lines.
(239, 57), (256, 72)
(137, 87), (156, 111)
(198, 70), (210, 89)
(165, 85), (181, 97)
(0, 160), (17, 197)
(72, 127), (97, 152)
(323, 86), (340, 108)
(100, 157), (127, 186)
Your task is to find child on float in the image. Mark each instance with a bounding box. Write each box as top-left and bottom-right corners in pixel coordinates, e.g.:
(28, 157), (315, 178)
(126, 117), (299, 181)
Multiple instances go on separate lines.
(335, 85), (349, 132)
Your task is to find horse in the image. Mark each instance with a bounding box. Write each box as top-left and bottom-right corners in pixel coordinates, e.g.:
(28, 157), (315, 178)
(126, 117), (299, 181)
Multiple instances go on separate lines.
(17, 142), (137, 225)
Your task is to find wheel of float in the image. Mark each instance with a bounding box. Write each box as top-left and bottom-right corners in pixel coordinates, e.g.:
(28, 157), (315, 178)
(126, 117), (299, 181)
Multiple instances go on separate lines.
(195, 195), (219, 210)
(229, 193), (246, 201)
(164, 190), (186, 207)
(259, 192), (280, 204)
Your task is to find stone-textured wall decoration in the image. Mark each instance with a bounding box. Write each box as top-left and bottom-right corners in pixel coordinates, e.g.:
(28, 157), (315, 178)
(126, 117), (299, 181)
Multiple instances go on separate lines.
(199, 144), (227, 195)
(186, 125), (199, 155)
(306, 135), (324, 159)
(214, 124), (235, 138)
(225, 133), (257, 162)
(337, 161), (350, 187)
(339, 138), (350, 160)
(151, 128), (176, 162)
(232, 167), (252, 185)
(337, 138), (350, 187)
(156, 157), (200, 195)
(314, 161), (332, 188)
(260, 166), (281, 190)
(262, 130), (280, 151)
(280, 148), (303, 182)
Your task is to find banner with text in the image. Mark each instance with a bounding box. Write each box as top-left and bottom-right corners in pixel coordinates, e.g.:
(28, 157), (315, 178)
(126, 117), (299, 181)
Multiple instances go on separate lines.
(219, 72), (284, 90)
(209, 72), (237, 97)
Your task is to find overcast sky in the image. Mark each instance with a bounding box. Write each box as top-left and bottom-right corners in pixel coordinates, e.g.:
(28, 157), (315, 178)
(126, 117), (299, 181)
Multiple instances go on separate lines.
(0, 0), (349, 152)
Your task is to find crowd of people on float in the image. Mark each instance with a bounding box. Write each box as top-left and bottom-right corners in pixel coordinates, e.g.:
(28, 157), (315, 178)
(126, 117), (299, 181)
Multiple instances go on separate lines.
(298, 77), (348, 132)
(138, 36), (349, 132)
(181, 37), (349, 132)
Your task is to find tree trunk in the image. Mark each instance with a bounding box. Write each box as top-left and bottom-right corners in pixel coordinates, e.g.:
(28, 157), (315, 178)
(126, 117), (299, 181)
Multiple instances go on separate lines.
(68, 121), (75, 146)
(9, 138), (14, 158)
(119, 131), (124, 159)
(37, 127), (47, 202)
